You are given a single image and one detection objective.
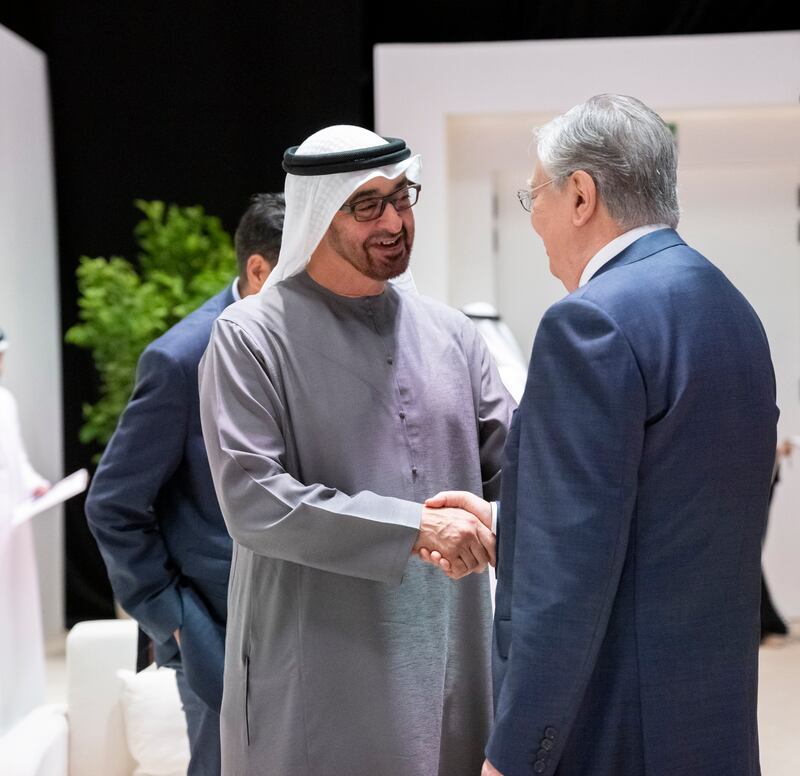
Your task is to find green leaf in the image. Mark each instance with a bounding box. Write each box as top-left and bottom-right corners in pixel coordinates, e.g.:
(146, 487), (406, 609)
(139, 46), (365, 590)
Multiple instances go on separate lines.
(66, 200), (236, 451)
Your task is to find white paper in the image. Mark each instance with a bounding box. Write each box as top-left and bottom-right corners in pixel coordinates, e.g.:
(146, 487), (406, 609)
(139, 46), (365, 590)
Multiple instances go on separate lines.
(12, 468), (89, 526)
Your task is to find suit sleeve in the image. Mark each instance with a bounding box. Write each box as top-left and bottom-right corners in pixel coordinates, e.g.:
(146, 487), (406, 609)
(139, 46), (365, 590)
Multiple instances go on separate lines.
(199, 318), (422, 586)
(486, 297), (645, 775)
(85, 346), (190, 644)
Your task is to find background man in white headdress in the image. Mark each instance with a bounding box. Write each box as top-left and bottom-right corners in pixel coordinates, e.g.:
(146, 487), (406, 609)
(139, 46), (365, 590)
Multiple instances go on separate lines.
(199, 126), (514, 776)
(0, 327), (50, 734)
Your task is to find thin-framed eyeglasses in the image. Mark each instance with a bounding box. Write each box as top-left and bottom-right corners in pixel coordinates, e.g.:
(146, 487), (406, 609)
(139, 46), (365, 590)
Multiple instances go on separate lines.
(339, 184), (422, 222)
(516, 179), (554, 212)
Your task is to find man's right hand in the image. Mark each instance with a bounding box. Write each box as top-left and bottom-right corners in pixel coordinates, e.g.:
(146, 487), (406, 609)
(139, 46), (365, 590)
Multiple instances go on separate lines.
(413, 505), (495, 579)
(419, 491), (494, 577)
(425, 490), (492, 527)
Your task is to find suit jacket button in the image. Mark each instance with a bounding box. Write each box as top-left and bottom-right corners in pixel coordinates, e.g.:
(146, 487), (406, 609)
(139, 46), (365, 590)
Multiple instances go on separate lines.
(540, 738), (554, 751)
(534, 762), (547, 773)
(545, 726), (557, 740)
(536, 748), (548, 759)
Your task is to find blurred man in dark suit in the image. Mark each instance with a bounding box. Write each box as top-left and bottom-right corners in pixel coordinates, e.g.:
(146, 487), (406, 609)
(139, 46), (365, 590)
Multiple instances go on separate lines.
(86, 193), (284, 776)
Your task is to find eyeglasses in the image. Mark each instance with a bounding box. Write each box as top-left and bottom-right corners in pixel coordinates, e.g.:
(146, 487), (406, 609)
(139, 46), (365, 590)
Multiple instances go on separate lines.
(516, 179), (554, 212)
(339, 184), (421, 222)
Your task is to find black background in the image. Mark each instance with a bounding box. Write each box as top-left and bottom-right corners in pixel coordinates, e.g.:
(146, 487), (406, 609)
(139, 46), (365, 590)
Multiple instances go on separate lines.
(0, 1), (797, 624)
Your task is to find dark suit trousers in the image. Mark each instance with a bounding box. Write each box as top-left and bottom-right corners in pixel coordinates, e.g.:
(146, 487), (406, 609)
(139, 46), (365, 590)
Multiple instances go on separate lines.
(175, 664), (221, 776)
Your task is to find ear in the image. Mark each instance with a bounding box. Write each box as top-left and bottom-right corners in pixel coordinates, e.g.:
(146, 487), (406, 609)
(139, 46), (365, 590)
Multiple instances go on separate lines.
(569, 170), (598, 227)
(244, 253), (273, 294)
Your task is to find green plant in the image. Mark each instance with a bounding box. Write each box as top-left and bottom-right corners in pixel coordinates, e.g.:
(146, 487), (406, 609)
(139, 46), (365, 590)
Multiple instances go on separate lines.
(66, 199), (236, 453)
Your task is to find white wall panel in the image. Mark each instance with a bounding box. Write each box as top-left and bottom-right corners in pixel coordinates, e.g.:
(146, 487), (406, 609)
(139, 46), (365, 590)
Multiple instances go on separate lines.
(376, 32), (800, 615)
(0, 24), (63, 642)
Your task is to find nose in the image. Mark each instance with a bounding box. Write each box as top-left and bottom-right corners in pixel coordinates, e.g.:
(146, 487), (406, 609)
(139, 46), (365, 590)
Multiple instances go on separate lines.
(377, 199), (404, 230)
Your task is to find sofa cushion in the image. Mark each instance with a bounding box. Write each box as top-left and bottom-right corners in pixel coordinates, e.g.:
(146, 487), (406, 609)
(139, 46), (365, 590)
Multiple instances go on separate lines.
(117, 667), (189, 776)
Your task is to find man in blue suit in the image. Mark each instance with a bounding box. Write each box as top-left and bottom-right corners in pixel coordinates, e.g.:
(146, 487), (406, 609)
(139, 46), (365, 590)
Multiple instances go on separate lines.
(85, 193), (284, 776)
(426, 95), (777, 775)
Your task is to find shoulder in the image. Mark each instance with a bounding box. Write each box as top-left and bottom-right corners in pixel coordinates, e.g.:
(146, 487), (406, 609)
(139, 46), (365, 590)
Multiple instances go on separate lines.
(550, 240), (761, 370)
(575, 238), (729, 326)
(393, 291), (494, 363)
(0, 385), (14, 413)
(214, 292), (276, 344)
(397, 289), (474, 335)
(144, 286), (234, 368)
(215, 274), (334, 345)
(540, 292), (623, 336)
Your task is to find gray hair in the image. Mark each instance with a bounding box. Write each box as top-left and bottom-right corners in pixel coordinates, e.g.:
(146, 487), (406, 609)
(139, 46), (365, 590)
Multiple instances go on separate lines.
(534, 94), (680, 229)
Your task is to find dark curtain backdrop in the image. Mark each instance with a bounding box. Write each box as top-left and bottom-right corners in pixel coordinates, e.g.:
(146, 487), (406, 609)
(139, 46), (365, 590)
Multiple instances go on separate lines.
(0, 1), (797, 625)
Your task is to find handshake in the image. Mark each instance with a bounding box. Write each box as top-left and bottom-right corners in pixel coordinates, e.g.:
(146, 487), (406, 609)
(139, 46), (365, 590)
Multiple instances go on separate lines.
(413, 491), (494, 580)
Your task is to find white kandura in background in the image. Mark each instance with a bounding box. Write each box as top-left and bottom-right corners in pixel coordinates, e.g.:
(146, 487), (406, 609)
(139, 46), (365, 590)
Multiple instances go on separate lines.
(462, 302), (528, 403)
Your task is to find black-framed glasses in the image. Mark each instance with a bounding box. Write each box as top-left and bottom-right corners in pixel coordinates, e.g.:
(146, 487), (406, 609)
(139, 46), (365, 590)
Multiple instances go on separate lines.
(339, 184), (421, 222)
(516, 179), (554, 212)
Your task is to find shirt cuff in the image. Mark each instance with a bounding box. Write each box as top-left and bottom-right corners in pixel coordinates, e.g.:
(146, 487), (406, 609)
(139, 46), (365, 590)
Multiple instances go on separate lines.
(491, 501), (498, 534)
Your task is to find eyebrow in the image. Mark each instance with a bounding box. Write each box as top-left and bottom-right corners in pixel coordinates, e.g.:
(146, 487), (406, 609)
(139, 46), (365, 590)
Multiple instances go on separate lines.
(349, 178), (409, 203)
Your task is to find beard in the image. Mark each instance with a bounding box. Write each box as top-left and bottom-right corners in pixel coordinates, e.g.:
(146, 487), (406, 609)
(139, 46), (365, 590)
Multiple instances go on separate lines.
(327, 222), (413, 282)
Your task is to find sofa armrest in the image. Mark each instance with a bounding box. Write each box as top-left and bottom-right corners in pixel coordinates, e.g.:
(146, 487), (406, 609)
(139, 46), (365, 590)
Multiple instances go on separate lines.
(66, 619), (138, 776)
(0, 704), (68, 776)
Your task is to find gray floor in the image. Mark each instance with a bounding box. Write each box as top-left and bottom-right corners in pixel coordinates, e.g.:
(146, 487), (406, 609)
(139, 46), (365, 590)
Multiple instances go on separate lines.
(759, 619), (800, 776)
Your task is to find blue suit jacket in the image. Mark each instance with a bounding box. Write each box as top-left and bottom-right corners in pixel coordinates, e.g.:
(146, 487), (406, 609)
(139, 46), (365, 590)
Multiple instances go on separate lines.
(488, 230), (777, 776)
(85, 285), (235, 710)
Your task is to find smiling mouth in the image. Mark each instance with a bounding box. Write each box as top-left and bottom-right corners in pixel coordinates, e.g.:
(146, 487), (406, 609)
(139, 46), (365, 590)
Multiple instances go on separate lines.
(374, 235), (401, 248)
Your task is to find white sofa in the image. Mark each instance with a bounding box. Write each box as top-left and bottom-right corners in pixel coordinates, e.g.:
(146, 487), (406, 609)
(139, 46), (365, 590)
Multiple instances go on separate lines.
(0, 619), (189, 776)
(0, 704), (68, 776)
(67, 619), (189, 776)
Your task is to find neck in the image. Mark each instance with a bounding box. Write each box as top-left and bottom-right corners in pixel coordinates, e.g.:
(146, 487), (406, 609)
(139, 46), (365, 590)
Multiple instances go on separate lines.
(562, 221), (625, 292)
(306, 250), (386, 297)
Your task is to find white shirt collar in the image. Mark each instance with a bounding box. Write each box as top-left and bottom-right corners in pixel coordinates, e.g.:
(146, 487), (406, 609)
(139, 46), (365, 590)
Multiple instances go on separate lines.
(578, 224), (670, 288)
(231, 277), (242, 302)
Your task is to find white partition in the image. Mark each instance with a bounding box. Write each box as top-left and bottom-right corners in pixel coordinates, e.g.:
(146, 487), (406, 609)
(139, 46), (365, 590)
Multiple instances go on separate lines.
(375, 32), (800, 616)
(0, 25), (63, 641)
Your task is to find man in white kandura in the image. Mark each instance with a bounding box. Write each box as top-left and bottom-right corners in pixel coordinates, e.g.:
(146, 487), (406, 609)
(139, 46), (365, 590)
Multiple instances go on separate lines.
(0, 327), (50, 734)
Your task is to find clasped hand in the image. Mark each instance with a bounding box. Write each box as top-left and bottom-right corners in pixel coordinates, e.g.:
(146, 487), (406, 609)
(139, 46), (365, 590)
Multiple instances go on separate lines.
(413, 491), (494, 580)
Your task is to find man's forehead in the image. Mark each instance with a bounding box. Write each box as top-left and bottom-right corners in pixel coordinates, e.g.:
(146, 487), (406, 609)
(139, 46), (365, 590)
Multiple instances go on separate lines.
(350, 174), (408, 199)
